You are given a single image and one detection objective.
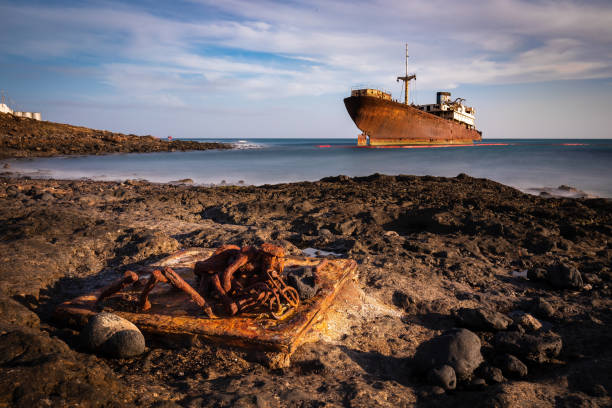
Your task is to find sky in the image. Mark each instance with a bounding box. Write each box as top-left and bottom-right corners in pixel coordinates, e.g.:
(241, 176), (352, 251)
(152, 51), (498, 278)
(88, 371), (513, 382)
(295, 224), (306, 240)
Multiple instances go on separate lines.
(1, 0), (611, 139)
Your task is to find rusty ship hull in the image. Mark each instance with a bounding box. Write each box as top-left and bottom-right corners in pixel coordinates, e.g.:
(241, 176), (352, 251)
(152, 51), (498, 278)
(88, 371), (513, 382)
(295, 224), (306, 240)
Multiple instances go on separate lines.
(344, 95), (482, 145)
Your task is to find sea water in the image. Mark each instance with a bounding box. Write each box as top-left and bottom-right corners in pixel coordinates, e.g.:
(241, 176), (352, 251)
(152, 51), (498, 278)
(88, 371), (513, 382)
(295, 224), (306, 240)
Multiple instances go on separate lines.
(3, 139), (612, 198)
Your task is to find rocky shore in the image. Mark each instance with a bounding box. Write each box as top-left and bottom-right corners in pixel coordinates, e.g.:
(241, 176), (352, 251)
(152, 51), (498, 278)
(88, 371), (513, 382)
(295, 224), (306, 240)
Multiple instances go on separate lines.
(0, 113), (231, 159)
(0, 173), (611, 407)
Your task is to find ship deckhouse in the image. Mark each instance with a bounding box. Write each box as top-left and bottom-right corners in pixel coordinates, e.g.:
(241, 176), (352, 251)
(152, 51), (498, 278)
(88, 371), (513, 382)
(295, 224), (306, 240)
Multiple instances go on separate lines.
(416, 92), (476, 129)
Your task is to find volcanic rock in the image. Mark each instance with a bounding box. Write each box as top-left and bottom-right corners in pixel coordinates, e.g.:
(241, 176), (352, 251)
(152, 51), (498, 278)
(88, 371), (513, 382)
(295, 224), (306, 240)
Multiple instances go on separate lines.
(530, 297), (555, 319)
(454, 307), (513, 331)
(0, 296), (40, 329)
(510, 311), (542, 332)
(528, 262), (583, 289)
(547, 263), (583, 289)
(499, 354), (528, 378)
(478, 364), (505, 384)
(495, 331), (562, 363)
(427, 364), (457, 390)
(414, 328), (484, 380)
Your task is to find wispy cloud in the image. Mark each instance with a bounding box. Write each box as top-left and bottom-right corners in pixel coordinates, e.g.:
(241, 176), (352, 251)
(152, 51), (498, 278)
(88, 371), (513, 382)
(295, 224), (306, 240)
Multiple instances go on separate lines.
(1, 0), (611, 113)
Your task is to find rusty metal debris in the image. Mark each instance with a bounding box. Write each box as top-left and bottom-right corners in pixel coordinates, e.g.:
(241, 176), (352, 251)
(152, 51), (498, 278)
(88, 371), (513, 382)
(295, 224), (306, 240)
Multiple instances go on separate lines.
(55, 247), (357, 356)
(96, 243), (300, 320)
(193, 243), (299, 320)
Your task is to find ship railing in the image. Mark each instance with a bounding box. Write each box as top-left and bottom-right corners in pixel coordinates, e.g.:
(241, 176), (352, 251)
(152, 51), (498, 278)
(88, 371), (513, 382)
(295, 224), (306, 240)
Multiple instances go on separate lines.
(350, 85), (392, 94)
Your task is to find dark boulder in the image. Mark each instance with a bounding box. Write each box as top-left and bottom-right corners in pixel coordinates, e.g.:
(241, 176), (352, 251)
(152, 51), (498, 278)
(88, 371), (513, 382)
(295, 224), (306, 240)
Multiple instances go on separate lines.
(414, 328), (483, 380)
(0, 326), (131, 406)
(495, 331), (562, 363)
(547, 263), (583, 289)
(528, 263), (583, 289)
(454, 307), (513, 331)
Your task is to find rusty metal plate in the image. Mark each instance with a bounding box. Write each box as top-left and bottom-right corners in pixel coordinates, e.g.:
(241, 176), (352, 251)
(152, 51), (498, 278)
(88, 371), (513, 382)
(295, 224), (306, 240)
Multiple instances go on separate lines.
(55, 248), (357, 353)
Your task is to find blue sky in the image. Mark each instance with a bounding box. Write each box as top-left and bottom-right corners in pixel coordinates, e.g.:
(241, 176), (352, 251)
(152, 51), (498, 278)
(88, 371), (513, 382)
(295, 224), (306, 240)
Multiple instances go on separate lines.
(1, 0), (611, 139)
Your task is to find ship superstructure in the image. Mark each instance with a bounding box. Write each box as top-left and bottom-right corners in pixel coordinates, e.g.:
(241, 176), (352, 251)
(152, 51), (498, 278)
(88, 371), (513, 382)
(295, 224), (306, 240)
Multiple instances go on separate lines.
(416, 92), (476, 130)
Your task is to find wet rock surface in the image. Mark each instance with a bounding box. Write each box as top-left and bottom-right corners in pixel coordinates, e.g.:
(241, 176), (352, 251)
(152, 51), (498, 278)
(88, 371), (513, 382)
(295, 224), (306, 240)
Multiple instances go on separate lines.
(0, 112), (230, 159)
(0, 173), (610, 406)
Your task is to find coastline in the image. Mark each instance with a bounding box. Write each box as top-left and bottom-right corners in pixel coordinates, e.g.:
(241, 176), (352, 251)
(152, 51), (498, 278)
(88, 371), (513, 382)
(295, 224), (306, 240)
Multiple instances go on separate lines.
(0, 112), (232, 159)
(3, 136), (611, 199)
(1, 167), (601, 199)
(1, 173), (610, 406)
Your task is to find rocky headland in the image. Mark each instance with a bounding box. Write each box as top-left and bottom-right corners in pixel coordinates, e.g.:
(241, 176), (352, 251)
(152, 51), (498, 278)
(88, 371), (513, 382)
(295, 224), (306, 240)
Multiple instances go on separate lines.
(0, 173), (610, 407)
(0, 113), (231, 159)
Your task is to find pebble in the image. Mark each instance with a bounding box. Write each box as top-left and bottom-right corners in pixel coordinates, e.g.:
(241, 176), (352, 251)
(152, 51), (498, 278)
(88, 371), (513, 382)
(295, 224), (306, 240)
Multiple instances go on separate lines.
(499, 354), (528, 378)
(39, 193), (54, 201)
(530, 297), (555, 319)
(427, 365), (456, 390)
(479, 365), (505, 384)
(591, 384), (608, 397)
(430, 386), (446, 395)
(510, 311), (543, 331)
(81, 312), (145, 358)
(468, 377), (487, 390)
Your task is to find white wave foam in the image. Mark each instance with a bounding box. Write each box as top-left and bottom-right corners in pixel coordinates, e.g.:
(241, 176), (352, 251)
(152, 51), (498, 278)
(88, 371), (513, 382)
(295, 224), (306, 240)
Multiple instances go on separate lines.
(232, 140), (265, 149)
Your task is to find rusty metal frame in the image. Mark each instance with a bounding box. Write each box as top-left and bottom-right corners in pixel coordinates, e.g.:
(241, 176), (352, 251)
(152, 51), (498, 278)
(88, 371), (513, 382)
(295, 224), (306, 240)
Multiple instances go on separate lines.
(55, 248), (357, 354)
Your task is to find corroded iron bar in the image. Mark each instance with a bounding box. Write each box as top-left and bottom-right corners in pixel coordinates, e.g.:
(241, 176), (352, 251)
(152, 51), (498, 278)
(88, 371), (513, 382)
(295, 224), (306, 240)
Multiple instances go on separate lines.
(162, 267), (216, 318)
(97, 270), (138, 304)
(210, 273), (238, 316)
(221, 253), (249, 292)
(140, 269), (167, 311)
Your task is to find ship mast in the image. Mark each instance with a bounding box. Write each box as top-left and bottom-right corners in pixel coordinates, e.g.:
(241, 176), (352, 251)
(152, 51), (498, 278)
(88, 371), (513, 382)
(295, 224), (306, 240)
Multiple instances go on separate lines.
(397, 44), (416, 105)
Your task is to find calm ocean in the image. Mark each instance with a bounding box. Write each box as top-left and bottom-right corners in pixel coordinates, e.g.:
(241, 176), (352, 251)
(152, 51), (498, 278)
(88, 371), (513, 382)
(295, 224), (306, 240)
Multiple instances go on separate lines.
(3, 139), (612, 198)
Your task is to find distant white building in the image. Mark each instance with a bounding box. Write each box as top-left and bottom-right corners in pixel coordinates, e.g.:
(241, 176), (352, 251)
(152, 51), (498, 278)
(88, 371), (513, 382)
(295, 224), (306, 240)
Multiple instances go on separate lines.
(0, 102), (12, 115)
(0, 93), (41, 120)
